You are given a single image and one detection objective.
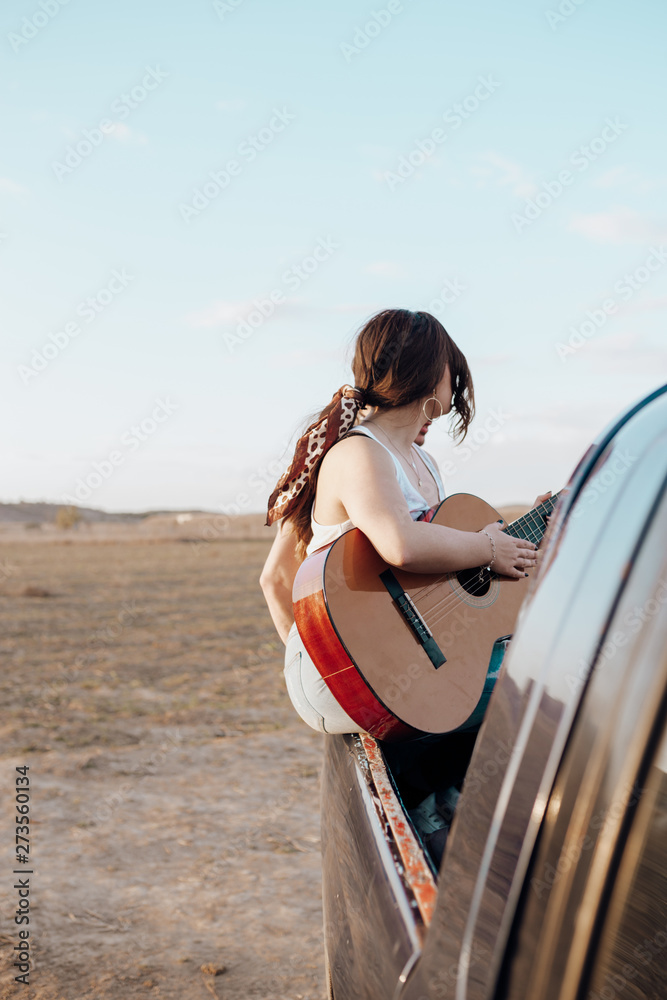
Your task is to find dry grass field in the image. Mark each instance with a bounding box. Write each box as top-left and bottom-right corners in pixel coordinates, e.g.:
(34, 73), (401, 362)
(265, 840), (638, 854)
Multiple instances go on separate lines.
(0, 532), (325, 1000)
(0, 505), (529, 1000)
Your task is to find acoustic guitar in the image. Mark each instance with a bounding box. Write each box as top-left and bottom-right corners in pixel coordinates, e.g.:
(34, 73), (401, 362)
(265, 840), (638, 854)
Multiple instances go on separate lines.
(292, 491), (562, 741)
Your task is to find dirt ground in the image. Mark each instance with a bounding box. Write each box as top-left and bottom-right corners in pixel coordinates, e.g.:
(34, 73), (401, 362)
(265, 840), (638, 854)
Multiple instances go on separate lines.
(0, 534), (326, 1000)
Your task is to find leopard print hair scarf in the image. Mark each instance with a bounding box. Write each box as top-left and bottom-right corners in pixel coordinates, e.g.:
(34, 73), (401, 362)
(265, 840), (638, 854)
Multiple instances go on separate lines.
(265, 385), (365, 526)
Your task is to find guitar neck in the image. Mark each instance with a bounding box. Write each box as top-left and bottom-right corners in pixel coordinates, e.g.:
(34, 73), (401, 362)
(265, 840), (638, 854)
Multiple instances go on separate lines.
(503, 490), (564, 545)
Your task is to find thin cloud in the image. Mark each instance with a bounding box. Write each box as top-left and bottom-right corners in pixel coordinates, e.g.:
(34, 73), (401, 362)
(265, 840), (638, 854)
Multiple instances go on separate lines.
(584, 330), (667, 374)
(186, 297), (305, 328)
(370, 151), (445, 185)
(272, 348), (341, 369)
(364, 261), (405, 278)
(187, 300), (261, 327)
(216, 99), (247, 112)
(471, 152), (538, 198)
(593, 165), (667, 194)
(330, 302), (382, 314)
(108, 122), (148, 144)
(0, 176), (27, 195)
(617, 295), (667, 316)
(567, 206), (667, 244)
(592, 165), (629, 189)
(513, 400), (608, 437)
(469, 353), (515, 367)
(359, 143), (399, 159)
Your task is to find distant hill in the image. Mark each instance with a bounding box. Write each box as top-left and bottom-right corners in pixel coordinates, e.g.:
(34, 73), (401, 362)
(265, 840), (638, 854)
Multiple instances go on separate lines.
(0, 501), (213, 524)
(0, 501), (533, 545)
(0, 502), (276, 543)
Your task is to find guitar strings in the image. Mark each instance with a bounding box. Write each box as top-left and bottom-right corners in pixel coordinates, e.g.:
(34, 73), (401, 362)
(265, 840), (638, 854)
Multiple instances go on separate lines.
(402, 497), (556, 630)
(409, 504), (549, 610)
(412, 575), (494, 629)
(414, 514), (550, 626)
(413, 520), (553, 627)
(413, 560), (522, 630)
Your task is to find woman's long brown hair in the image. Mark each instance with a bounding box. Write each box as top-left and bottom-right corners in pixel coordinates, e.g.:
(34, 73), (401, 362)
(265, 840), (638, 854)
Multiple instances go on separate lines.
(283, 309), (474, 560)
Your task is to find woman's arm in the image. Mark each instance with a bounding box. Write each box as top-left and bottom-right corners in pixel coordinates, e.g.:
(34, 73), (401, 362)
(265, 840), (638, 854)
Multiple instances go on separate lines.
(320, 436), (537, 578)
(259, 519), (303, 644)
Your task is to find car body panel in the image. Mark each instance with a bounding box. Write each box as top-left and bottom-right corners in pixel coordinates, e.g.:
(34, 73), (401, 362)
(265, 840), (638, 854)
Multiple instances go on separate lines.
(582, 716), (667, 1000)
(322, 733), (429, 1000)
(499, 483), (667, 999)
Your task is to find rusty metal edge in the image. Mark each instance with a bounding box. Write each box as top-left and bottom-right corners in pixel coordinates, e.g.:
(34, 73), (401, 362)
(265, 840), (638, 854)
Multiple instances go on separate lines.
(359, 733), (438, 929)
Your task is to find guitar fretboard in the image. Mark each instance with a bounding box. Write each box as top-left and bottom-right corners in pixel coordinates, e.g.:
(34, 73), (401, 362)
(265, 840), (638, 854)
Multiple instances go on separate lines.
(503, 490), (564, 545)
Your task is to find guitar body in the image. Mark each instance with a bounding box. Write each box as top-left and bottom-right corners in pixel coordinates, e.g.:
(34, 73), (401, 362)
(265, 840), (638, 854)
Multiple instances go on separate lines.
(293, 493), (538, 741)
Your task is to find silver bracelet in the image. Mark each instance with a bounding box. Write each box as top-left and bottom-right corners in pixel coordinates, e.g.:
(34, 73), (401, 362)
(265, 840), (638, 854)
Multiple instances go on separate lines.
(480, 529), (496, 570)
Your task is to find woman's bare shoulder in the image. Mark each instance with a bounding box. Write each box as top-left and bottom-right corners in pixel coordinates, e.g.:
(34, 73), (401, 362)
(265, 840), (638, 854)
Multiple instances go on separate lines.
(321, 430), (390, 471)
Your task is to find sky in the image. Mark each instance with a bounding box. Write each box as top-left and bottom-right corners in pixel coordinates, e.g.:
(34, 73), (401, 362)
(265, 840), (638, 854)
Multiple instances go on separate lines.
(1, 0), (666, 515)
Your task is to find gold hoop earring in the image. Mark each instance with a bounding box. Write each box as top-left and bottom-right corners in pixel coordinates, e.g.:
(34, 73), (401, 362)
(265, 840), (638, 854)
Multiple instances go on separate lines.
(422, 395), (444, 422)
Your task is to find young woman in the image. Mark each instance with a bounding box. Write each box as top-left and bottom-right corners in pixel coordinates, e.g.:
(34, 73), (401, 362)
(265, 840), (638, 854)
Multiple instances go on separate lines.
(260, 308), (545, 735)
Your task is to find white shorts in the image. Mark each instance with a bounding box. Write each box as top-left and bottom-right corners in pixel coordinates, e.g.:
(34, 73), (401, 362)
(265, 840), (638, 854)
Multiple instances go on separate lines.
(283, 626), (508, 737)
(284, 622), (361, 734)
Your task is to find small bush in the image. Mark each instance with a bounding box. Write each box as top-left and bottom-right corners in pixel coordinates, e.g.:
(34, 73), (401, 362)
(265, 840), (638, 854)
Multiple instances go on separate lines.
(55, 505), (82, 530)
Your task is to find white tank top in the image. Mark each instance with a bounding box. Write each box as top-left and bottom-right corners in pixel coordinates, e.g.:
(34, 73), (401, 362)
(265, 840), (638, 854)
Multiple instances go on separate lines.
(306, 425), (446, 556)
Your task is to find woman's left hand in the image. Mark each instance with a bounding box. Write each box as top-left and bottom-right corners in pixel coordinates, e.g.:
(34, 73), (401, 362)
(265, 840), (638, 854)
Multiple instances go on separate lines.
(532, 491), (552, 508)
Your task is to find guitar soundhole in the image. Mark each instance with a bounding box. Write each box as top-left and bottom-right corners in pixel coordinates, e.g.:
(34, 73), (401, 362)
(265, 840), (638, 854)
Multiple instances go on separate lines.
(457, 566), (491, 597)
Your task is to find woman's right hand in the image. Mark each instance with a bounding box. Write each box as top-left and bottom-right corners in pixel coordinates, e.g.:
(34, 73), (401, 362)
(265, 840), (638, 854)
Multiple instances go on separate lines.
(481, 521), (537, 579)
